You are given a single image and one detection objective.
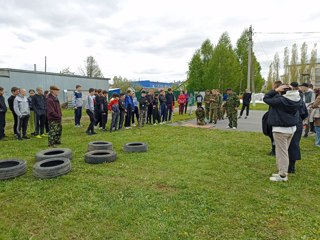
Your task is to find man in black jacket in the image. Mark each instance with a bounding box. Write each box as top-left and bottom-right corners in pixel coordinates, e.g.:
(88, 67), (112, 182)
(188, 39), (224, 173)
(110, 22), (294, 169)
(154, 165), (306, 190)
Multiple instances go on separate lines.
(0, 86), (7, 140)
(263, 85), (301, 182)
(7, 87), (19, 138)
(32, 87), (47, 138)
(239, 89), (252, 119)
(165, 88), (175, 122)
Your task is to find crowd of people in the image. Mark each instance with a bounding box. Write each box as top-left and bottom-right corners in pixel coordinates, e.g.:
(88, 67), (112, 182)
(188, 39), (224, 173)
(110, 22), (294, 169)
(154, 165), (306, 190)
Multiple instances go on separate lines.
(263, 81), (320, 182)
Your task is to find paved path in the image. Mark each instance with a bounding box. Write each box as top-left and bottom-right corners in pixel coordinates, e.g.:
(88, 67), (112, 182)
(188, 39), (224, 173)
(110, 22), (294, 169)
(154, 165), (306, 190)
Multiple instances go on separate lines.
(171, 110), (266, 133)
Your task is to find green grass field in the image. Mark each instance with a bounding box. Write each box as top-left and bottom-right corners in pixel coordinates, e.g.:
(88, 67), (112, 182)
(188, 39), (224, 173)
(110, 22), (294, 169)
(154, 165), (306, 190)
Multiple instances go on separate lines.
(0, 109), (319, 239)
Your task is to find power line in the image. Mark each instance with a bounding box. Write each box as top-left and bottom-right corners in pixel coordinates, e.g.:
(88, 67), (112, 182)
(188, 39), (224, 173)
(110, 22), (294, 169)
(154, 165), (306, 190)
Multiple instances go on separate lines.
(255, 31), (320, 35)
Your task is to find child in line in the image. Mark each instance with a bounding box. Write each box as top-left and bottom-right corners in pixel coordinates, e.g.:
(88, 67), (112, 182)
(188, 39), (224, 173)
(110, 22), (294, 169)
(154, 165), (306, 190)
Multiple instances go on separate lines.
(138, 91), (149, 127)
(152, 93), (161, 125)
(108, 93), (120, 133)
(118, 93), (126, 130)
(85, 88), (96, 135)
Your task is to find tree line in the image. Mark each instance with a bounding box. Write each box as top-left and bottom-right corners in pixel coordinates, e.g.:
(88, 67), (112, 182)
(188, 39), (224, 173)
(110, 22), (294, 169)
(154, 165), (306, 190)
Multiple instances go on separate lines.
(186, 30), (265, 93)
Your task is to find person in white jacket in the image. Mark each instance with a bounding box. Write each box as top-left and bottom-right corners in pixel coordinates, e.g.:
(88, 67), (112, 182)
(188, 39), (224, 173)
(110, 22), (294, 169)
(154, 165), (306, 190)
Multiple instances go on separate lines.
(14, 89), (30, 140)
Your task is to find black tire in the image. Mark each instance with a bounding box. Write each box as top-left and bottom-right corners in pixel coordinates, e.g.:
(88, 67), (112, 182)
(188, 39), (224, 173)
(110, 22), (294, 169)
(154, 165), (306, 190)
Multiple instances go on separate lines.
(0, 159), (27, 180)
(33, 158), (71, 179)
(88, 141), (113, 151)
(123, 142), (148, 152)
(35, 148), (72, 162)
(85, 150), (117, 164)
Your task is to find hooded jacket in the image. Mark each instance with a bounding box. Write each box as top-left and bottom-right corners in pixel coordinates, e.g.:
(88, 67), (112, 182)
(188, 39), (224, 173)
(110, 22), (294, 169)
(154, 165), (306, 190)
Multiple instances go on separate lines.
(13, 95), (30, 117)
(263, 90), (301, 127)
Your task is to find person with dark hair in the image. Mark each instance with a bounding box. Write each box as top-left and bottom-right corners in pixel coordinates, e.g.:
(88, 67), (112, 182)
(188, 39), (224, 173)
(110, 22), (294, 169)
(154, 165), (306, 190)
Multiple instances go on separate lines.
(14, 88), (30, 140)
(159, 89), (167, 124)
(224, 88), (240, 129)
(239, 89), (252, 119)
(138, 90), (148, 127)
(131, 92), (139, 126)
(146, 89), (154, 124)
(165, 88), (175, 122)
(0, 86), (7, 140)
(108, 93), (120, 133)
(8, 87), (20, 138)
(195, 92), (203, 108)
(177, 91), (186, 115)
(264, 84), (301, 182)
(100, 90), (108, 131)
(118, 93), (126, 130)
(94, 89), (103, 129)
(124, 90), (133, 129)
(288, 82), (308, 173)
(46, 86), (62, 147)
(33, 87), (47, 138)
(85, 88), (96, 135)
(153, 93), (161, 125)
(28, 89), (35, 135)
(73, 85), (83, 127)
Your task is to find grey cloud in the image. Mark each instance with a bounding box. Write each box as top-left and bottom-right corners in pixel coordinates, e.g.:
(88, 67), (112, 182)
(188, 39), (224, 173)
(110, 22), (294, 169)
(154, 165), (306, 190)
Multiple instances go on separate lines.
(15, 33), (35, 43)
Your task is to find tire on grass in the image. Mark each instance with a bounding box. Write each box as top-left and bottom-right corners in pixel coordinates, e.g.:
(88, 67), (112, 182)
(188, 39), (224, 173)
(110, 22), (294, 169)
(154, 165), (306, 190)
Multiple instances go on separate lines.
(123, 142), (148, 153)
(33, 158), (71, 179)
(85, 150), (117, 164)
(35, 148), (72, 162)
(88, 141), (113, 151)
(0, 159), (27, 180)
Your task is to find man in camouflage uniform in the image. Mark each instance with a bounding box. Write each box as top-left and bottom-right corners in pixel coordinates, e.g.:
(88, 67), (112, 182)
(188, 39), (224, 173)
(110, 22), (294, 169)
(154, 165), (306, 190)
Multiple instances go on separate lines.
(204, 90), (211, 123)
(46, 85), (62, 147)
(224, 88), (240, 129)
(209, 89), (219, 124)
(217, 90), (223, 120)
(195, 106), (205, 125)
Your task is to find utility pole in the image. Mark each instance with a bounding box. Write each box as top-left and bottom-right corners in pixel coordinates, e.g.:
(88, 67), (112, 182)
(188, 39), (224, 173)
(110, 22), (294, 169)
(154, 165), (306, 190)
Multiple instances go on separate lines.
(247, 25), (253, 91)
(45, 56), (47, 72)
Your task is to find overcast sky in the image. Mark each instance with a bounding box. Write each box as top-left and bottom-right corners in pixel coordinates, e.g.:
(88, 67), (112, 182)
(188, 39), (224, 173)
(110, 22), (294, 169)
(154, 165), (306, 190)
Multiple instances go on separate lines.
(1, 0), (320, 82)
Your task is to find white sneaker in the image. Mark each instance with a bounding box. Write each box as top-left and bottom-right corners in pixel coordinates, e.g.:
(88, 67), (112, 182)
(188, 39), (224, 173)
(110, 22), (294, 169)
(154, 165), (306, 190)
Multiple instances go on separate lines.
(163, 121), (166, 124)
(132, 123), (136, 127)
(226, 126), (230, 129)
(154, 123), (157, 126)
(125, 127), (131, 130)
(270, 175), (288, 182)
(232, 127), (237, 130)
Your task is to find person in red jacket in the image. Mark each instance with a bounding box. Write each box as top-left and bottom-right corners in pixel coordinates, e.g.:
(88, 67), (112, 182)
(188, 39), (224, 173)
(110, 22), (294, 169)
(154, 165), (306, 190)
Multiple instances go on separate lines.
(177, 91), (186, 115)
(46, 85), (62, 147)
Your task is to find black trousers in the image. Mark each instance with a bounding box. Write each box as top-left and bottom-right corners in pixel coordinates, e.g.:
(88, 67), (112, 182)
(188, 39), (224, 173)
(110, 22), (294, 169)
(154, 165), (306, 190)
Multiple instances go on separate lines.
(147, 105), (153, 124)
(101, 112), (108, 130)
(74, 107), (82, 125)
(240, 104), (250, 116)
(95, 110), (102, 127)
(132, 106), (139, 124)
(12, 112), (18, 135)
(0, 112), (5, 139)
(165, 104), (173, 121)
(35, 113), (46, 135)
(184, 101), (188, 114)
(86, 109), (96, 133)
(197, 102), (202, 108)
(153, 108), (160, 124)
(125, 105), (132, 127)
(119, 110), (125, 129)
(17, 115), (29, 138)
(288, 122), (303, 173)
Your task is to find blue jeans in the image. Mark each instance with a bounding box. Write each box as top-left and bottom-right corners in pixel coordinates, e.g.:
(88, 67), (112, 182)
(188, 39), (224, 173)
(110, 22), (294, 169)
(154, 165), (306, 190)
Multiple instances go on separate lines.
(160, 104), (167, 122)
(74, 107), (82, 125)
(315, 126), (320, 146)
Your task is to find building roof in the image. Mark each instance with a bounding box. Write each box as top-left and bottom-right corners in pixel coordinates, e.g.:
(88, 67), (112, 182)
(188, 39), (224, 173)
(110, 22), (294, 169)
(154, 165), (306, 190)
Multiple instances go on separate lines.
(0, 68), (110, 81)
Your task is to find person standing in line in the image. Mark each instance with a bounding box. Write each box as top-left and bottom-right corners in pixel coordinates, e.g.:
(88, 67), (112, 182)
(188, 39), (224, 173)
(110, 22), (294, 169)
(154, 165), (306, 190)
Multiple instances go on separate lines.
(184, 90), (189, 114)
(28, 89), (36, 136)
(196, 92), (203, 108)
(239, 89), (252, 119)
(204, 90), (211, 123)
(300, 83), (316, 137)
(131, 92), (139, 127)
(188, 93), (195, 115)
(14, 88), (30, 140)
(217, 90), (223, 120)
(44, 90), (50, 134)
(100, 90), (108, 131)
(33, 87), (47, 138)
(224, 88), (240, 129)
(209, 89), (219, 124)
(177, 91), (186, 115)
(288, 82), (308, 173)
(108, 94), (120, 133)
(263, 84), (301, 182)
(118, 93), (126, 130)
(94, 89), (102, 129)
(165, 88), (175, 122)
(0, 86), (7, 140)
(124, 90), (133, 129)
(146, 89), (154, 124)
(73, 85), (83, 127)
(152, 93), (161, 125)
(7, 87), (20, 138)
(46, 86), (62, 147)
(138, 90), (148, 127)
(85, 88), (96, 135)
(159, 89), (167, 124)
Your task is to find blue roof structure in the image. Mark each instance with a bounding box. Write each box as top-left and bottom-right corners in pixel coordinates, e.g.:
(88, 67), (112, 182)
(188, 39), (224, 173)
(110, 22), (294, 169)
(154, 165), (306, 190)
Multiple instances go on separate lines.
(131, 80), (172, 89)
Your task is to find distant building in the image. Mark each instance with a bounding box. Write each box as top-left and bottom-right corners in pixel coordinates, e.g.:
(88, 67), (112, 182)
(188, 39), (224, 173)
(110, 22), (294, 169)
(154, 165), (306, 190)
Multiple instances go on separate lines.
(0, 68), (110, 103)
(131, 80), (172, 89)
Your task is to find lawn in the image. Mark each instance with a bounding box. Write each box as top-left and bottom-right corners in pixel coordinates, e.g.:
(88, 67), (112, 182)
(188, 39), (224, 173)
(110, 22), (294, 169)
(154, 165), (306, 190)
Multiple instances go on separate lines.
(0, 109), (319, 239)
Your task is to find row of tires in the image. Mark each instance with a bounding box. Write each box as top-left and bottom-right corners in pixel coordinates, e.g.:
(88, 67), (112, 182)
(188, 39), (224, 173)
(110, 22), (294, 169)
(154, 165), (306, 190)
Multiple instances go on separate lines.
(0, 141), (147, 180)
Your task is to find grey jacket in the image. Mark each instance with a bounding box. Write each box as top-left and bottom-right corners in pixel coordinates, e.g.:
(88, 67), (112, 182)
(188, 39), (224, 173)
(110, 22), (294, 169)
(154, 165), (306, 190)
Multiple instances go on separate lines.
(14, 95), (30, 117)
(85, 95), (94, 112)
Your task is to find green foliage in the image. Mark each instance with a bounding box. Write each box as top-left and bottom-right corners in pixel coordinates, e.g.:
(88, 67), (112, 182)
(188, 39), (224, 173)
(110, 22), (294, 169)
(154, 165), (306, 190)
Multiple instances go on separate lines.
(283, 47), (290, 83)
(112, 76), (132, 93)
(80, 56), (104, 78)
(290, 44), (299, 82)
(309, 43), (318, 75)
(300, 42), (308, 76)
(186, 50), (204, 91)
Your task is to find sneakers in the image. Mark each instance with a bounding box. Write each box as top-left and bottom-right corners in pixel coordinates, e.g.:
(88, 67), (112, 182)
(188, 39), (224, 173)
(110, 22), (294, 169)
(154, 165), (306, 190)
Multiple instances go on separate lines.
(245, 116), (248, 119)
(132, 123), (136, 127)
(226, 126), (231, 129)
(270, 174), (288, 182)
(154, 123), (157, 126)
(35, 135), (42, 139)
(232, 127), (237, 130)
(238, 116), (242, 119)
(41, 134), (48, 137)
(125, 127), (131, 130)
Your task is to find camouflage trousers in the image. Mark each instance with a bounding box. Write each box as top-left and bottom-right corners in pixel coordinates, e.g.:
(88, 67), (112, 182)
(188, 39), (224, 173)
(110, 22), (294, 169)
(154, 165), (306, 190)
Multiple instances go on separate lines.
(209, 107), (218, 124)
(197, 117), (205, 125)
(139, 110), (147, 127)
(48, 121), (62, 145)
(217, 106), (223, 120)
(205, 107), (210, 120)
(227, 109), (237, 128)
